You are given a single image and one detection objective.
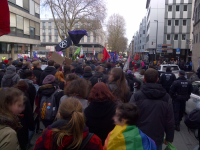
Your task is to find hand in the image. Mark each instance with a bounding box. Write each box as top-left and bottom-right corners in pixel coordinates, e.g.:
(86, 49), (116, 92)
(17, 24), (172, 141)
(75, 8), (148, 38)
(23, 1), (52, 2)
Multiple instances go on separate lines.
(163, 139), (168, 145)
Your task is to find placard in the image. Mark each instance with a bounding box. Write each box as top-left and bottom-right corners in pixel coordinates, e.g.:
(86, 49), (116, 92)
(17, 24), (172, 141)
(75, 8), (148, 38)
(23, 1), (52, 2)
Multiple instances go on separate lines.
(50, 52), (65, 64)
(98, 53), (103, 60)
(65, 57), (72, 65)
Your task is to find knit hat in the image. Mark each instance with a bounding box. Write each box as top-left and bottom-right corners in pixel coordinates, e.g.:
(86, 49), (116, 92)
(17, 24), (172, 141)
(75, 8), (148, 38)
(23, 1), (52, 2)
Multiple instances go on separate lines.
(179, 70), (185, 76)
(42, 75), (55, 85)
(4, 60), (8, 64)
(127, 70), (132, 74)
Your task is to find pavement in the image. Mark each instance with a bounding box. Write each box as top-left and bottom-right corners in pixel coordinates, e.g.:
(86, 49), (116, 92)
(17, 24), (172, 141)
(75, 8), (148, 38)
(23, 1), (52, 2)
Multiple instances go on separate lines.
(29, 119), (199, 150)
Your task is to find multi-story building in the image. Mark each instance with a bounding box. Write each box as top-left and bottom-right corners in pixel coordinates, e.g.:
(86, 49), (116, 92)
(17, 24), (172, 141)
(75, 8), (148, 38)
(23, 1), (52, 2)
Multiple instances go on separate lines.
(146, 0), (194, 61)
(39, 19), (106, 57)
(192, 0), (200, 71)
(0, 0), (41, 60)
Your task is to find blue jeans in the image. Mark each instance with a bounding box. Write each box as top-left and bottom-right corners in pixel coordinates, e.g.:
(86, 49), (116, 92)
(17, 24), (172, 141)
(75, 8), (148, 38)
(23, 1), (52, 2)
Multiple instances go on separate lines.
(157, 144), (162, 150)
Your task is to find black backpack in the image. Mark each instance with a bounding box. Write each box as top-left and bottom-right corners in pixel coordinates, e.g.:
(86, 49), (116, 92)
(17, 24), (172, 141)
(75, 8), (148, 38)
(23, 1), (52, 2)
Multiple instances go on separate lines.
(184, 108), (200, 129)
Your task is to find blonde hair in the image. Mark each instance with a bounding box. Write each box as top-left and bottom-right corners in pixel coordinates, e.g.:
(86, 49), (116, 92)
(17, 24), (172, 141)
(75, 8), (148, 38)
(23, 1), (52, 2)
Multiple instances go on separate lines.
(32, 61), (40, 68)
(53, 97), (84, 149)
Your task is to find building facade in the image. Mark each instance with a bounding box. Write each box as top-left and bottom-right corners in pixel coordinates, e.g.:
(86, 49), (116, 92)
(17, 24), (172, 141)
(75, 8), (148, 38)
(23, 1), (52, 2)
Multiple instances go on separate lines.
(146, 0), (194, 61)
(0, 0), (41, 60)
(40, 19), (106, 57)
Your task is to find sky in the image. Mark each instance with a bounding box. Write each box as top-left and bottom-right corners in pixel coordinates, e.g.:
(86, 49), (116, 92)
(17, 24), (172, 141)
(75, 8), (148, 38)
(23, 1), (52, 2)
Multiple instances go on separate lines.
(106, 0), (147, 44)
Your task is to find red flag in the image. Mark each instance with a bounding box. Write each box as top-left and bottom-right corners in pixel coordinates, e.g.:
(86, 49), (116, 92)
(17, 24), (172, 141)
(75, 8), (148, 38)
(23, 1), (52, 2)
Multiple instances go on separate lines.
(24, 55), (27, 59)
(0, 0), (10, 36)
(101, 47), (110, 62)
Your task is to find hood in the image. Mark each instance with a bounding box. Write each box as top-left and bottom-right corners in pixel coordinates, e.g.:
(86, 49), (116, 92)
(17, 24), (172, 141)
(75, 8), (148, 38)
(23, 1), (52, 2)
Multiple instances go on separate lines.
(44, 66), (56, 73)
(94, 71), (103, 78)
(141, 83), (166, 99)
(83, 71), (93, 78)
(85, 101), (117, 118)
(4, 65), (17, 79)
(39, 84), (57, 96)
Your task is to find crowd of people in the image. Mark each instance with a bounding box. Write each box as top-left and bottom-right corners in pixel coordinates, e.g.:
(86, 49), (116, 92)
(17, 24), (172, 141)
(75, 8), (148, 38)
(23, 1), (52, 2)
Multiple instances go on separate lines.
(0, 57), (195, 150)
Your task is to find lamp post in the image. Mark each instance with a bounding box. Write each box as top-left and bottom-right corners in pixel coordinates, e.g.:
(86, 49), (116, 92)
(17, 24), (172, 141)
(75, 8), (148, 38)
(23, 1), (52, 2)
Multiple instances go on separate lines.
(154, 20), (158, 61)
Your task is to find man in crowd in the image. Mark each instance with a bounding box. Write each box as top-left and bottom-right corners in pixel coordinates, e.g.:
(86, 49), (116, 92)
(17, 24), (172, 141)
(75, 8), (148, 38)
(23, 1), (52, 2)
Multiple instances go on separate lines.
(129, 68), (174, 150)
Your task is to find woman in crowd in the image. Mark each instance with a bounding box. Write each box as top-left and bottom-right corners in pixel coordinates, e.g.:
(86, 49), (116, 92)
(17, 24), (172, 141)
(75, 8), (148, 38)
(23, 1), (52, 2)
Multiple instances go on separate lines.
(55, 71), (65, 90)
(34, 97), (103, 150)
(32, 61), (43, 85)
(60, 78), (88, 109)
(64, 73), (79, 88)
(84, 82), (117, 144)
(0, 88), (24, 150)
(63, 65), (71, 77)
(107, 68), (130, 103)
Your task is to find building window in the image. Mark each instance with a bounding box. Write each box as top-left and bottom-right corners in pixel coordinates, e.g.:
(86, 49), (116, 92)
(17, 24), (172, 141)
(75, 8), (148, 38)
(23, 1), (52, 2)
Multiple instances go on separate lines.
(87, 36), (90, 42)
(43, 36), (45, 40)
(174, 34), (178, 40)
(16, 0), (23, 7)
(184, 5), (187, 11)
(168, 5), (172, 11)
(49, 22), (51, 27)
(49, 29), (51, 34)
(24, 18), (30, 35)
(29, 0), (35, 15)
(55, 35), (58, 40)
(167, 34), (171, 40)
(182, 34), (186, 40)
(30, 27), (35, 36)
(93, 36), (96, 42)
(176, 5), (179, 11)
(183, 20), (187, 26)
(43, 22), (45, 27)
(16, 15), (23, 35)
(143, 30), (145, 34)
(168, 20), (171, 26)
(55, 29), (58, 34)
(175, 20), (179, 26)
(43, 29), (45, 33)
(49, 36), (52, 41)
(23, 0), (29, 11)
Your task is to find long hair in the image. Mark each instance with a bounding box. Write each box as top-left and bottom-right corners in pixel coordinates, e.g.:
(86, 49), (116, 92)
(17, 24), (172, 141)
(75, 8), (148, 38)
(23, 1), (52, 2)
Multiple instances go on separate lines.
(88, 82), (115, 102)
(108, 68), (129, 102)
(55, 71), (65, 82)
(52, 97), (84, 149)
(14, 80), (29, 94)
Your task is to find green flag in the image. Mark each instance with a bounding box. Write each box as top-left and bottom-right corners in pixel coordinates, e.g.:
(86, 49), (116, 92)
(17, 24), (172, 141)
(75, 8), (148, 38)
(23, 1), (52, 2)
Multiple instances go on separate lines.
(74, 47), (81, 55)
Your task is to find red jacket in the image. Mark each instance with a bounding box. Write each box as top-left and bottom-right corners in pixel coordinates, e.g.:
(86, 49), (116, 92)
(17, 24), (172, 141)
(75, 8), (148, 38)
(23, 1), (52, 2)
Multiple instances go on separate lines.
(34, 119), (103, 150)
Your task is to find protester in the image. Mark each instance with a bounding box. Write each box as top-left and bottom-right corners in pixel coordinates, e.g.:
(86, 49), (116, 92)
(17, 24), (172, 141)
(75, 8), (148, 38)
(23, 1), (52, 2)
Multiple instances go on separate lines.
(83, 66), (93, 80)
(104, 103), (157, 150)
(0, 88), (24, 150)
(15, 81), (35, 150)
(55, 71), (65, 90)
(32, 61), (43, 85)
(137, 69), (145, 85)
(75, 65), (84, 77)
(1, 65), (20, 87)
(65, 73), (79, 87)
(60, 78), (88, 109)
(63, 65), (71, 77)
(125, 70), (141, 93)
(20, 61), (31, 78)
(54, 63), (61, 71)
(108, 68), (130, 103)
(129, 68), (175, 150)
(106, 62), (112, 74)
(159, 66), (176, 93)
(40, 60), (57, 85)
(85, 82), (117, 144)
(70, 62), (77, 73)
(169, 70), (193, 131)
(0, 62), (5, 86)
(16, 62), (23, 75)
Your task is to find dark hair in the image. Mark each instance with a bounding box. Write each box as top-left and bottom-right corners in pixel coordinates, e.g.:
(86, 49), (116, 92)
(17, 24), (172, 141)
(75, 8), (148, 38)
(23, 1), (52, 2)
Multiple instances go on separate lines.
(106, 62), (112, 69)
(55, 63), (61, 70)
(117, 103), (139, 125)
(16, 62), (23, 68)
(64, 78), (88, 99)
(65, 73), (79, 82)
(15, 80), (29, 93)
(95, 66), (102, 71)
(144, 68), (158, 83)
(63, 65), (71, 76)
(140, 69), (145, 75)
(23, 70), (33, 79)
(84, 66), (92, 72)
(48, 60), (55, 66)
(88, 82), (115, 102)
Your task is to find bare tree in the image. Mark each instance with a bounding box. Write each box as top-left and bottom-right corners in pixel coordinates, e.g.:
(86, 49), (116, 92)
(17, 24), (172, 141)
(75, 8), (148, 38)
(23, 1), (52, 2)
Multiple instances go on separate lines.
(41, 0), (107, 57)
(107, 14), (127, 54)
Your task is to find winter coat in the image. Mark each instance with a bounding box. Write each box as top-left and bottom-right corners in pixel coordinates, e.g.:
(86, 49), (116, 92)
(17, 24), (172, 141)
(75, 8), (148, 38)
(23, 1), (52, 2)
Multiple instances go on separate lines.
(32, 67), (43, 85)
(90, 72), (108, 87)
(39, 66), (57, 85)
(129, 83), (175, 146)
(1, 65), (20, 87)
(0, 69), (5, 87)
(84, 101), (117, 144)
(34, 119), (103, 150)
(83, 71), (93, 80)
(20, 66), (30, 79)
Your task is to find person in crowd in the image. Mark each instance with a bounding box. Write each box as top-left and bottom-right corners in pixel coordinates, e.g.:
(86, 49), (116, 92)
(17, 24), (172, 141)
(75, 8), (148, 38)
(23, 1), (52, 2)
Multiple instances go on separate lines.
(15, 81), (35, 150)
(129, 68), (175, 150)
(38, 75), (63, 128)
(54, 63), (61, 71)
(190, 61), (193, 69)
(32, 61), (43, 85)
(104, 103), (157, 150)
(169, 70), (193, 131)
(40, 60), (57, 85)
(83, 66), (93, 80)
(60, 78), (88, 109)
(65, 73), (79, 88)
(125, 70), (141, 93)
(84, 82), (117, 144)
(63, 65), (71, 77)
(20, 61), (31, 79)
(90, 66), (108, 87)
(1, 65), (20, 87)
(159, 66), (176, 93)
(75, 65), (84, 77)
(137, 69), (145, 85)
(106, 62), (112, 74)
(16, 62), (23, 75)
(55, 71), (65, 90)
(34, 97), (103, 150)
(70, 62), (77, 73)
(0, 88), (24, 150)
(0, 63), (5, 87)
(8, 58), (13, 66)
(108, 68), (130, 103)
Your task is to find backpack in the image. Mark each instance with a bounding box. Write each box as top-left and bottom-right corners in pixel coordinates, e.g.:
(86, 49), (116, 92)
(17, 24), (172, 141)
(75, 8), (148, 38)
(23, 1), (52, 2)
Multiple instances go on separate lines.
(40, 89), (60, 121)
(184, 108), (200, 129)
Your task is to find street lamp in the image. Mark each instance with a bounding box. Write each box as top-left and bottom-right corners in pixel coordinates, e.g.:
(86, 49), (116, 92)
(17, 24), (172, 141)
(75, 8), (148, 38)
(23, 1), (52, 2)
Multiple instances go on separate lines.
(154, 20), (158, 61)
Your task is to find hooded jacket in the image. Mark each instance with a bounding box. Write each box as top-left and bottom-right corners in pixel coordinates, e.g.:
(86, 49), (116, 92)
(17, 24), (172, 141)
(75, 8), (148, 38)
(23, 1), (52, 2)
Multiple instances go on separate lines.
(84, 101), (117, 144)
(39, 66), (57, 85)
(32, 67), (43, 85)
(90, 72), (108, 87)
(1, 65), (20, 87)
(34, 119), (103, 150)
(129, 83), (175, 146)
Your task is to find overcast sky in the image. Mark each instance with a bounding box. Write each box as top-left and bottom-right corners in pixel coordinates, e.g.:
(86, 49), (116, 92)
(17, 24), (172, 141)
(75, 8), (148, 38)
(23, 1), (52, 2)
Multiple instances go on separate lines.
(106, 0), (147, 44)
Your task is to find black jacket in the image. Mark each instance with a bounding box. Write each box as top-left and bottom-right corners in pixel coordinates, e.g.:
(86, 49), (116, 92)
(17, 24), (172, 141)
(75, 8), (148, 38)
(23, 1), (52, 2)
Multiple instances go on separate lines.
(84, 101), (117, 144)
(89, 72), (108, 87)
(129, 83), (175, 146)
(0, 69), (5, 87)
(159, 71), (176, 93)
(83, 71), (93, 80)
(40, 66), (57, 85)
(32, 67), (43, 85)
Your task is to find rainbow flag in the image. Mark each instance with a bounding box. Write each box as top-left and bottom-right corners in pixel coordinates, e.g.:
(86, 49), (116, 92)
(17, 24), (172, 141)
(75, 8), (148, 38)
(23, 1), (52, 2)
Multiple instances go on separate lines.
(104, 125), (157, 150)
